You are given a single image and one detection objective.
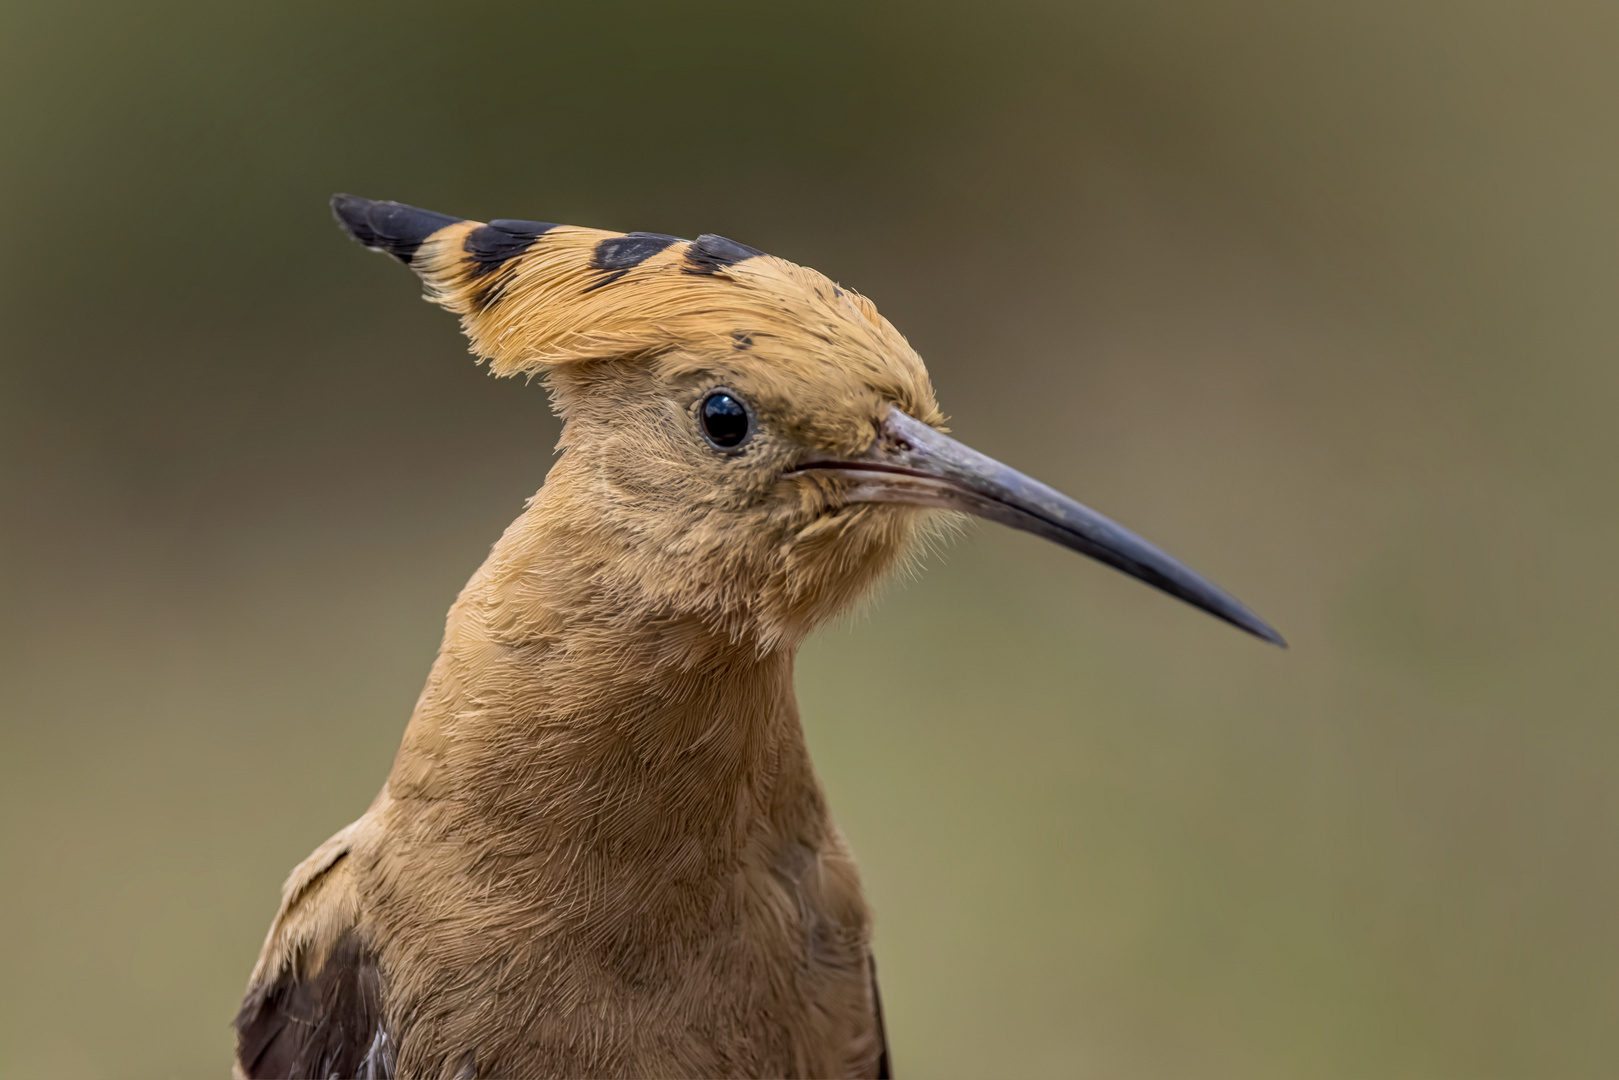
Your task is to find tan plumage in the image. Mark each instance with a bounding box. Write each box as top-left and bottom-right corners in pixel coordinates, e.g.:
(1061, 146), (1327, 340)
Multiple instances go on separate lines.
(235, 197), (1283, 1080)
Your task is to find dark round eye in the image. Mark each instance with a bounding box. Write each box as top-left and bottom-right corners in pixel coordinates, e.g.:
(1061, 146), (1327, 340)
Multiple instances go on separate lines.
(699, 390), (753, 450)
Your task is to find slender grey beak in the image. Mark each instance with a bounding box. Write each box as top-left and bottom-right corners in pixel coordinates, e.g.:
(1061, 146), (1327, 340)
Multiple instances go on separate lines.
(794, 407), (1286, 646)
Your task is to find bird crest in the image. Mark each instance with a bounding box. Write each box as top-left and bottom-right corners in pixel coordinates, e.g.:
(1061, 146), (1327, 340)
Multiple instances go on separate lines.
(330, 195), (938, 425)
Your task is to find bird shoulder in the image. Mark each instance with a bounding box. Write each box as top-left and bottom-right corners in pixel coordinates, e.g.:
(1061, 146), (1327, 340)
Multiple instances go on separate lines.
(233, 820), (392, 1079)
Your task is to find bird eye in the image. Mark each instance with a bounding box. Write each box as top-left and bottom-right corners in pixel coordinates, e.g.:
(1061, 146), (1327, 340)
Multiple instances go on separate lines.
(699, 390), (753, 450)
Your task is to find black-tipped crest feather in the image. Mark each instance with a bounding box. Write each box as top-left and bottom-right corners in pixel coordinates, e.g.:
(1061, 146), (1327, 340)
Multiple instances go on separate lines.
(331, 194), (463, 265)
(684, 233), (767, 274)
(464, 220), (557, 278)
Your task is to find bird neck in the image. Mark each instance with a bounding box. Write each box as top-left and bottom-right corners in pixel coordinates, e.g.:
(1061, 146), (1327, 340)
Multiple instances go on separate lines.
(381, 455), (830, 877)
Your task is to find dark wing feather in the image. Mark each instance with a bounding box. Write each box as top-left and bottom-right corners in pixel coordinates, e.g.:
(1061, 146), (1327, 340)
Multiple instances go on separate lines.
(234, 927), (391, 1079)
(869, 952), (892, 1079)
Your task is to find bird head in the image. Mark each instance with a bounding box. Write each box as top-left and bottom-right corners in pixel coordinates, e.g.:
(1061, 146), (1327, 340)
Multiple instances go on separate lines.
(331, 196), (1283, 651)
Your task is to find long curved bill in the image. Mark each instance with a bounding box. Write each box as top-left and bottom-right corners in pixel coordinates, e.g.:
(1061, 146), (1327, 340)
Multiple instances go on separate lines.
(794, 408), (1286, 646)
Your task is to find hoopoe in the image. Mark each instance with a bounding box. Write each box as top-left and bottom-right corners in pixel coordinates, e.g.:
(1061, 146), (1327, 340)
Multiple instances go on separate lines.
(233, 195), (1282, 1080)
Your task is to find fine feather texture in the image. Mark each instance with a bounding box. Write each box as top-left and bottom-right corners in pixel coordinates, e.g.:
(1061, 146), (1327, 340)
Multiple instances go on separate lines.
(237, 197), (939, 1078)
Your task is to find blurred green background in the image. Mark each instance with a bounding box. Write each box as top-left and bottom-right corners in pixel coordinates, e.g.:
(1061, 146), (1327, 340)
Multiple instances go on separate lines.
(2, 1), (1616, 1076)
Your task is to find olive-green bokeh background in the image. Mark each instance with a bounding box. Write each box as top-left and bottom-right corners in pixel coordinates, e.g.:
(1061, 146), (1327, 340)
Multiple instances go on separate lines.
(3, 1), (1617, 1076)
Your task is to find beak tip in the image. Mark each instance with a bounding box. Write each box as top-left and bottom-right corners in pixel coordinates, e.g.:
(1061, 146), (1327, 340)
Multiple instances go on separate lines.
(1245, 619), (1288, 648)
